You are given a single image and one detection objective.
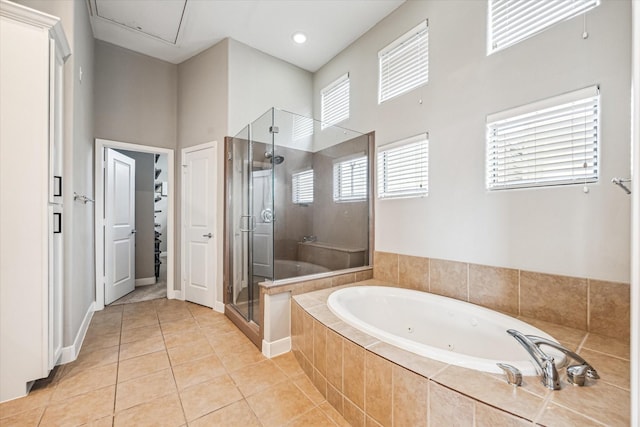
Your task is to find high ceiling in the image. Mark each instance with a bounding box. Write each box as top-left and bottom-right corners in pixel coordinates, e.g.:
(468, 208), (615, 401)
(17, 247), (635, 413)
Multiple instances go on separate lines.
(87, 0), (405, 72)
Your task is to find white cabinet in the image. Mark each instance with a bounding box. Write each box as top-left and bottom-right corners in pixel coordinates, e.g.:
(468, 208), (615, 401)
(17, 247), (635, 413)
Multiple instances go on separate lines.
(0, 0), (70, 402)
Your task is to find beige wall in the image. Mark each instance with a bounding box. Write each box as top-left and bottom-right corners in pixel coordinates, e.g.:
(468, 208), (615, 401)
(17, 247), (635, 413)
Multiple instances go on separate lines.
(94, 40), (178, 149)
(314, 0), (632, 283)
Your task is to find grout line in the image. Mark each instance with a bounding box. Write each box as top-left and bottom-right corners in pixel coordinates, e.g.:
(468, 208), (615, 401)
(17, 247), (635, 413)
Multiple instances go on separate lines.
(532, 390), (554, 425)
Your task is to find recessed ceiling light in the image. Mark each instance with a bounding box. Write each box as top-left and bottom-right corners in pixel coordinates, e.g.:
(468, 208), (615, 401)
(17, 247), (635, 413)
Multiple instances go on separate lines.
(292, 32), (307, 44)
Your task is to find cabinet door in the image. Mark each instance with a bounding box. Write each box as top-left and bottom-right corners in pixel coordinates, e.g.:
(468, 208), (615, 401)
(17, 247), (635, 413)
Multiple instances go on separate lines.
(49, 39), (64, 205)
(48, 205), (63, 369)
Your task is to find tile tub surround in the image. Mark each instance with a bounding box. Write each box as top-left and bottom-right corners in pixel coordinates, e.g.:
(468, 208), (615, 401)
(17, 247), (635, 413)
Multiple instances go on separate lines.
(373, 251), (631, 342)
(291, 282), (631, 426)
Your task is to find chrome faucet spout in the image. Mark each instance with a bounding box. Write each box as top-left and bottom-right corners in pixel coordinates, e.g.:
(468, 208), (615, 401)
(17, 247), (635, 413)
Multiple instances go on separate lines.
(507, 329), (561, 390)
(525, 335), (600, 380)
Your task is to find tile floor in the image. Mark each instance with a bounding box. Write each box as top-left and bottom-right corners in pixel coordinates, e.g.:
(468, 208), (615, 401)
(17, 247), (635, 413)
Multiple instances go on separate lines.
(0, 299), (350, 426)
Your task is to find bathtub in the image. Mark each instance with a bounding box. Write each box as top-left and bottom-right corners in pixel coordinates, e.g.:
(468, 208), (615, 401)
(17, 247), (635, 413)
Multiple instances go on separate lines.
(273, 259), (331, 280)
(327, 286), (566, 375)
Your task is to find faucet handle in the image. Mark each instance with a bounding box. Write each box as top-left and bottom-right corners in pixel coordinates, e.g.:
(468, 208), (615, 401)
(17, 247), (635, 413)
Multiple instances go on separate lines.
(497, 363), (522, 386)
(567, 365), (589, 386)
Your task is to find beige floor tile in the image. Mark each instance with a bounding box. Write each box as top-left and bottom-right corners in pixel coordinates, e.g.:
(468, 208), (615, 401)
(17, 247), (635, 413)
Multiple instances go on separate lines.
(115, 368), (177, 412)
(123, 300), (157, 314)
(188, 399), (261, 427)
(0, 406), (44, 427)
(186, 302), (215, 317)
(219, 346), (266, 371)
(198, 316), (240, 333)
(52, 363), (117, 402)
(247, 381), (316, 427)
(0, 387), (54, 420)
(230, 359), (288, 397)
(82, 331), (121, 353)
(205, 330), (253, 354)
(287, 407), (338, 427)
(119, 334), (166, 361)
(67, 345), (119, 373)
(164, 328), (206, 349)
(117, 350), (171, 383)
(120, 323), (162, 345)
(294, 374), (326, 405)
(39, 385), (115, 427)
(114, 393), (185, 427)
(167, 337), (215, 366)
(158, 309), (193, 324)
(83, 415), (115, 426)
(122, 311), (159, 330)
(318, 402), (351, 427)
(273, 352), (306, 378)
(160, 317), (199, 336)
(179, 374), (243, 421)
(172, 353), (226, 390)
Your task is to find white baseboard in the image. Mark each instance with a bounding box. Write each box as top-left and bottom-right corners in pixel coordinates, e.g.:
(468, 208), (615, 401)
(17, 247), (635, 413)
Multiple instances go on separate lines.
(167, 289), (184, 300)
(214, 301), (225, 313)
(262, 337), (291, 358)
(58, 301), (95, 365)
(135, 277), (156, 287)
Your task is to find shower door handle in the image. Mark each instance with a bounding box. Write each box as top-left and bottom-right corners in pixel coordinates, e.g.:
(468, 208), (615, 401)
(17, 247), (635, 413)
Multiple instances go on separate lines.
(239, 215), (256, 232)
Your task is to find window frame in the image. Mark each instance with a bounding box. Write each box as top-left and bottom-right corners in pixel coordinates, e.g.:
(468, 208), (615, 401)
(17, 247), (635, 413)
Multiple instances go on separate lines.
(486, 86), (600, 191)
(321, 73), (350, 130)
(487, 0), (600, 55)
(333, 154), (368, 203)
(378, 20), (429, 104)
(377, 133), (429, 200)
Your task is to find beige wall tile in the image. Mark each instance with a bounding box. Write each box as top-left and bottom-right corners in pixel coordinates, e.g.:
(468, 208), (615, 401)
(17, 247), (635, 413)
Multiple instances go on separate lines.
(327, 383), (344, 414)
(272, 352), (305, 378)
(313, 368), (328, 399)
(429, 382), (474, 427)
(373, 251), (398, 283)
(468, 264), (518, 315)
(582, 333), (630, 360)
(314, 320), (328, 376)
(319, 401), (351, 427)
(366, 415), (383, 427)
(429, 258), (468, 301)
(343, 338), (365, 409)
(343, 398), (365, 427)
(550, 379), (629, 426)
(302, 310), (314, 361)
(589, 280), (630, 341)
(398, 255), (429, 291)
(364, 353), (392, 426)
(474, 402), (531, 426)
(333, 273), (357, 287)
(294, 374), (326, 405)
(520, 271), (588, 330)
(432, 366), (543, 421)
(392, 365), (428, 427)
(368, 342), (446, 380)
(538, 403), (609, 427)
(326, 330), (344, 391)
(356, 269), (374, 282)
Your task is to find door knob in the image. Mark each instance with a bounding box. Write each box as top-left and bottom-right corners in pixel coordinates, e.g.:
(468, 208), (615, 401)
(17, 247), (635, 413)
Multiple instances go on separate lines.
(203, 233), (213, 238)
(131, 229), (137, 234)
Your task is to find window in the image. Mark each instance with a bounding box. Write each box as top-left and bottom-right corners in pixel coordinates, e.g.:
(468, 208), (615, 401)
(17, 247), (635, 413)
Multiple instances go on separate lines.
(321, 73), (350, 129)
(378, 20), (428, 104)
(488, 0), (600, 54)
(333, 155), (368, 202)
(377, 134), (429, 199)
(486, 86), (599, 190)
(293, 114), (314, 141)
(292, 169), (314, 204)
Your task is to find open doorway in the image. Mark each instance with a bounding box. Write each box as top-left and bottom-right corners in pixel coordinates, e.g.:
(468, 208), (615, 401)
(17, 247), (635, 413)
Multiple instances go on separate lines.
(94, 139), (175, 310)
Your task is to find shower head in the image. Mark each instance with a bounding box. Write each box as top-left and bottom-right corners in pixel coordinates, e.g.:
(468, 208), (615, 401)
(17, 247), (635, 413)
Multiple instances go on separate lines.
(265, 152), (285, 165)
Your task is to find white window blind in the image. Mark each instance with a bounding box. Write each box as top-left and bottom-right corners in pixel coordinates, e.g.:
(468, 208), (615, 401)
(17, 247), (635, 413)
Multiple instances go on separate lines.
(333, 155), (368, 202)
(377, 134), (429, 199)
(378, 20), (428, 104)
(321, 73), (350, 129)
(486, 86), (599, 190)
(292, 169), (314, 204)
(488, 0), (600, 54)
(293, 114), (314, 141)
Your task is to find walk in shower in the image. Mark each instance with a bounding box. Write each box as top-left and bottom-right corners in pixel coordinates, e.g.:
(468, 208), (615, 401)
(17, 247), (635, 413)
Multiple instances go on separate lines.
(224, 108), (373, 330)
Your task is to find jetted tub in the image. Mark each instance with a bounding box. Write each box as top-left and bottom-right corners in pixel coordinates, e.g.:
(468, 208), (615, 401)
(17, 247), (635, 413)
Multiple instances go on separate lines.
(327, 286), (566, 375)
(273, 259), (331, 280)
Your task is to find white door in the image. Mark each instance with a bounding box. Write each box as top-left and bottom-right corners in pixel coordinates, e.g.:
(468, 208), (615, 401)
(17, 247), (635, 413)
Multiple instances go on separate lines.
(105, 149), (136, 304)
(252, 169), (273, 278)
(183, 144), (217, 308)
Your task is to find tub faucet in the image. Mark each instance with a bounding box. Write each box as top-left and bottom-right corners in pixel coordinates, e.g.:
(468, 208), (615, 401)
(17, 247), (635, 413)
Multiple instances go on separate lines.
(302, 235), (317, 242)
(523, 335), (599, 385)
(507, 329), (560, 390)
